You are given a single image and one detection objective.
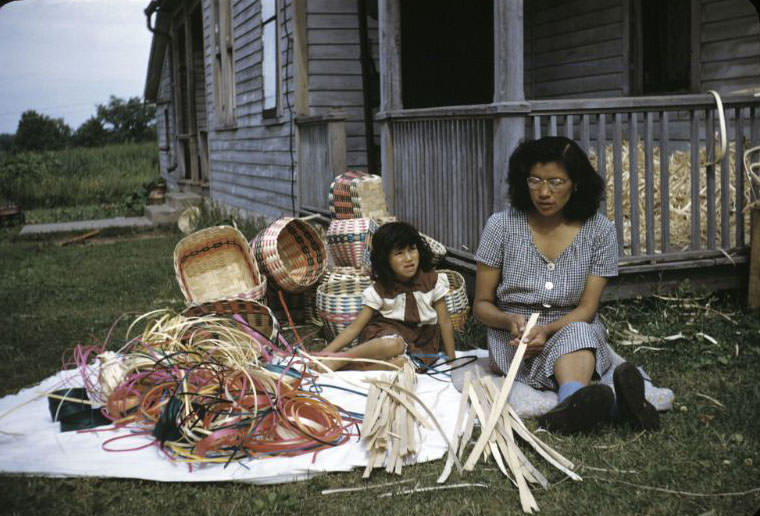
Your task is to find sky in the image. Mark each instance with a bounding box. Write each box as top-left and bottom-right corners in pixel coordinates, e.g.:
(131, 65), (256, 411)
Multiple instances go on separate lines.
(0, 0), (153, 134)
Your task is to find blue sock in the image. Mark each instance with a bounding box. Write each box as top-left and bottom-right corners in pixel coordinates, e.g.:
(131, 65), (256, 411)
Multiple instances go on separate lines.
(557, 381), (583, 403)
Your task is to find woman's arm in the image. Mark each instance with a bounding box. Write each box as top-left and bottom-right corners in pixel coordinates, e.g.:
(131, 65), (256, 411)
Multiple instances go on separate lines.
(322, 305), (375, 353)
(433, 298), (456, 359)
(473, 263), (526, 337)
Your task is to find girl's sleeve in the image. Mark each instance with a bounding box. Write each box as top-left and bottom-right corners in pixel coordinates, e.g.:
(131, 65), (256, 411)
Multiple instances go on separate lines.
(361, 285), (383, 310)
(432, 272), (450, 303)
(590, 219), (619, 277)
(474, 212), (505, 268)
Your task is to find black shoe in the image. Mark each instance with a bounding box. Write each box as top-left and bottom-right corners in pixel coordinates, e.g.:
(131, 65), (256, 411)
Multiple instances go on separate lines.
(613, 362), (660, 431)
(537, 384), (614, 434)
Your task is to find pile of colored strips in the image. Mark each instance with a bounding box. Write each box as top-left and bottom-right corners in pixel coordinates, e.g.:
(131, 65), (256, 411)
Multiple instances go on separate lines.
(70, 311), (359, 463)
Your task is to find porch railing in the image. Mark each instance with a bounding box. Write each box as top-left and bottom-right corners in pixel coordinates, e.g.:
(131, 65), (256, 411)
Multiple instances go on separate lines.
(380, 93), (760, 269)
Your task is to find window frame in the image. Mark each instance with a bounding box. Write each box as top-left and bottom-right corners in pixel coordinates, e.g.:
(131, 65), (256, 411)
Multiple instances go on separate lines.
(261, 0), (281, 120)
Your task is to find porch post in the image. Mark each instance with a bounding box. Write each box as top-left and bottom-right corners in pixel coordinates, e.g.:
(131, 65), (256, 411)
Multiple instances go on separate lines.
(378, 0), (401, 213)
(492, 0), (526, 212)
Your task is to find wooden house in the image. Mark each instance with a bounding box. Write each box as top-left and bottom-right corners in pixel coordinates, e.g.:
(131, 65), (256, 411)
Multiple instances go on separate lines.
(144, 0), (760, 296)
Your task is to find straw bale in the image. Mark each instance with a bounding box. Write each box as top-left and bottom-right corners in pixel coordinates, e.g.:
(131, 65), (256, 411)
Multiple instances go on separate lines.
(588, 140), (750, 253)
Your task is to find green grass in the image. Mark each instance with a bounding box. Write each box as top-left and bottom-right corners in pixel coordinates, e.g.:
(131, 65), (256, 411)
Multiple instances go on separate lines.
(0, 230), (759, 516)
(0, 142), (160, 215)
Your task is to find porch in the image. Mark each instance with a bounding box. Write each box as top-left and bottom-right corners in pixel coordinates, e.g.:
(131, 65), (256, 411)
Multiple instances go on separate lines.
(297, 92), (760, 298)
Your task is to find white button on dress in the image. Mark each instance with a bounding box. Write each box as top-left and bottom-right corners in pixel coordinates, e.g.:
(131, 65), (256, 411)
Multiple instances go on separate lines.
(547, 262), (555, 271)
(545, 281), (554, 290)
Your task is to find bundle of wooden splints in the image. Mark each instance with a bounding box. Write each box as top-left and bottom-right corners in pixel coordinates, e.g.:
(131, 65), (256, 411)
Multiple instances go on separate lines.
(438, 313), (581, 514)
(72, 310), (358, 463)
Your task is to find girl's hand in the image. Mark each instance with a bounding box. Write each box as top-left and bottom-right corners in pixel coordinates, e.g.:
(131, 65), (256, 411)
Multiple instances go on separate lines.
(515, 325), (549, 358)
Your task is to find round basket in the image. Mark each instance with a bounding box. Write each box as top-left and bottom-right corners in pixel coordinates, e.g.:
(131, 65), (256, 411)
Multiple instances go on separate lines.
(183, 298), (280, 344)
(316, 277), (368, 341)
(252, 217), (327, 293)
(174, 225), (267, 303)
(326, 217), (378, 268)
(439, 269), (470, 332)
(422, 233), (447, 265)
(328, 170), (388, 220)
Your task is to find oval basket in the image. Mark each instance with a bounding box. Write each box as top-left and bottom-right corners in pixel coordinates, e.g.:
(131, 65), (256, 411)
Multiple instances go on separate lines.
(316, 276), (368, 341)
(252, 217), (327, 293)
(326, 217), (378, 268)
(174, 225), (267, 303)
(439, 269), (470, 332)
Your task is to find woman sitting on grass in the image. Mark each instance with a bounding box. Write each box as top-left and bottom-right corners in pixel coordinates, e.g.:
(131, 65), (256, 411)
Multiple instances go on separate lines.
(320, 221), (456, 371)
(474, 136), (659, 434)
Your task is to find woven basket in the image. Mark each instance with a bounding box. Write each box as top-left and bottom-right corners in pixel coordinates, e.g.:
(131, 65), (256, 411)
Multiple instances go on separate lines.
(183, 298), (280, 343)
(328, 171), (388, 220)
(316, 276), (368, 341)
(326, 217), (378, 268)
(252, 217), (327, 293)
(174, 225), (267, 303)
(422, 233), (447, 265)
(439, 269), (470, 332)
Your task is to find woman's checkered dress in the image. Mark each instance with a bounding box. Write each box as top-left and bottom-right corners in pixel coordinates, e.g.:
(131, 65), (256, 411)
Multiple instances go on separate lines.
(475, 209), (618, 390)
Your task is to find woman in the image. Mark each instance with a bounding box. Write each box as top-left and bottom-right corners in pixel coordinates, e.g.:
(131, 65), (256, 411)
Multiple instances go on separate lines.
(474, 136), (658, 434)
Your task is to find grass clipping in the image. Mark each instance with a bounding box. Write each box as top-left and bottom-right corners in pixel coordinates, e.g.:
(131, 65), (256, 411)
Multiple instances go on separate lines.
(588, 140), (750, 252)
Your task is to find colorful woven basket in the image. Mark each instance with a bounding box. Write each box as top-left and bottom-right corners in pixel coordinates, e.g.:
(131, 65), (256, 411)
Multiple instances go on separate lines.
(316, 275), (368, 341)
(252, 217), (327, 293)
(183, 298), (280, 344)
(174, 225), (267, 303)
(326, 217), (378, 268)
(439, 269), (470, 332)
(328, 171), (388, 220)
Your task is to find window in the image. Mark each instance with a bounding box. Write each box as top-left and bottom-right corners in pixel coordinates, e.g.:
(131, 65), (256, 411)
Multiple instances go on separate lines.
(261, 0), (280, 118)
(213, 0), (236, 127)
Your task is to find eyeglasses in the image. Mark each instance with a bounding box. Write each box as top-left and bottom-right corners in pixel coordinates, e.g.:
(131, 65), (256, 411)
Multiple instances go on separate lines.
(526, 176), (570, 192)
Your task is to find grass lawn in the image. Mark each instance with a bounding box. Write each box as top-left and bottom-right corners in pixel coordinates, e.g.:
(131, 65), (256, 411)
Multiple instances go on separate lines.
(0, 226), (758, 516)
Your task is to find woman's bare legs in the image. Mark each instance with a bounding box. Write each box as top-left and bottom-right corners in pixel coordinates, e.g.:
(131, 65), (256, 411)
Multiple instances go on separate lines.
(554, 349), (595, 385)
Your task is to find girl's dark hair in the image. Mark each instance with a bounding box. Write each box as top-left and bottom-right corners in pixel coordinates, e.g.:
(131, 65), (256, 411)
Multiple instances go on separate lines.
(507, 136), (604, 221)
(370, 221), (433, 287)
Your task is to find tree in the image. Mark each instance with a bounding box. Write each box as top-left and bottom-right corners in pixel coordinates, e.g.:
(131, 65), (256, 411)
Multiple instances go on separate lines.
(14, 110), (71, 151)
(96, 95), (156, 144)
(72, 116), (108, 147)
(0, 133), (13, 152)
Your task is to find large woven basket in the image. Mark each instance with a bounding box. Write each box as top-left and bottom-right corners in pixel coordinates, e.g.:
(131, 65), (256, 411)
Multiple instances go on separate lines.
(183, 298), (280, 344)
(252, 217), (327, 293)
(439, 269), (470, 332)
(326, 217), (378, 268)
(316, 275), (368, 341)
(328, 171), (388, 220)
(174, 225), (267, 303)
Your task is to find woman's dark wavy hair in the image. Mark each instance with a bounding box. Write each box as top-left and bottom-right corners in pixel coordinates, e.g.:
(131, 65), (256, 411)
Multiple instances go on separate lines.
(507, 136), (604, 221)
(370, 221), (433, 288)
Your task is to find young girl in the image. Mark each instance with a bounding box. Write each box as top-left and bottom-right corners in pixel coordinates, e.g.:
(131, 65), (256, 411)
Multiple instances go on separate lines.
(320, 221), (456, 371)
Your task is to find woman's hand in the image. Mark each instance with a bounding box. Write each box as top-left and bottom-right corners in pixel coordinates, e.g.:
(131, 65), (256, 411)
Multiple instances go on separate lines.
(505, 313), (526, 344)
(513, 325), (549, 358)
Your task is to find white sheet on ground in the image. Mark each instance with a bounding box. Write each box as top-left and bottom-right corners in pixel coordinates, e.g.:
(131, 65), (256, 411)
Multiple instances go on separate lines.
(0, 350), (673, 483)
